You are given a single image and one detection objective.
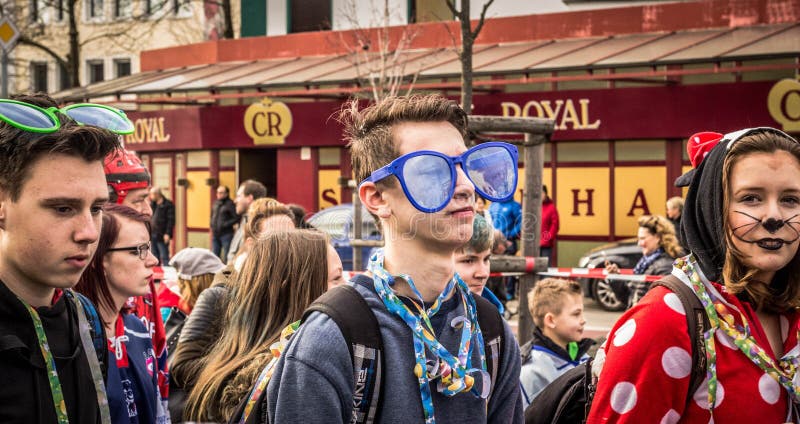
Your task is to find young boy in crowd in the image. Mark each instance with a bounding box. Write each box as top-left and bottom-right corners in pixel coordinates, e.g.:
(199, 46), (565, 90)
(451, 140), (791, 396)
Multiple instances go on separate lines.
(520, 278), (594, 408)
(267, 95), (523, 423)
(0, 93), (121, 422)
(454, 214), (505, 314)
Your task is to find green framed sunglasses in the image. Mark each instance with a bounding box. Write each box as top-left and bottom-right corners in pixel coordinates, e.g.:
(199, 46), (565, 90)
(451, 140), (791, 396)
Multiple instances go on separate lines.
(0, 99), (134, 135)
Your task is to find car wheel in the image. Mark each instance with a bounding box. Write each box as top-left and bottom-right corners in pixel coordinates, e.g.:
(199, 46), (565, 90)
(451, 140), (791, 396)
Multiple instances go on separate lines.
(592, 278), (626, 311)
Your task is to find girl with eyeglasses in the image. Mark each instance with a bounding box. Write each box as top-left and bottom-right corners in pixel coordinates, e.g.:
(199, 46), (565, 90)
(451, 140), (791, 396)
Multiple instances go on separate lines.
(75, 204), (167, 424)
(588, 128), (800, 423)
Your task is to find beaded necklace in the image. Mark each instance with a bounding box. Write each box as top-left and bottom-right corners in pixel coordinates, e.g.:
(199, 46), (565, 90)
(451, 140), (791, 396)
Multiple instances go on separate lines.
(675, 256), (800, 420)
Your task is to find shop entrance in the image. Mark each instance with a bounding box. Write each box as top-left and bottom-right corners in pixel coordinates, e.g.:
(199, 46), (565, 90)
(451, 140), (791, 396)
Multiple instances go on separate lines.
(238, 148), (278, 197)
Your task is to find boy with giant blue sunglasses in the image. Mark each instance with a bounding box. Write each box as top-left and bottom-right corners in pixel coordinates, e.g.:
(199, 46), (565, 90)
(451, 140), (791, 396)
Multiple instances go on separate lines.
(0, 93), (122, 422)
(268, 95), (523, 423)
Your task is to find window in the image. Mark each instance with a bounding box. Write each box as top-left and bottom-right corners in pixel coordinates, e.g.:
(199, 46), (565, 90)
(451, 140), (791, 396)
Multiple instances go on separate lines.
(114, 0), (131, 17)
(172, 0), (190, 15)
(59, 64), (71, 90)
(409, 0), (452, 23)
(31, 62), (48, 93)
(29, 0), (40, 22)
(55, 0), (64, 20)
(289, 0), (331, 33)
(87, 60), (104, 84)
(87, 0), (104, 18)
(114, 59), (131, 77)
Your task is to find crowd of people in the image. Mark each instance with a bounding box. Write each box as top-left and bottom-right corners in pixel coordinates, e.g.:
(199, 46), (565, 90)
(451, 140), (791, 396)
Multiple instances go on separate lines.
(1, 91), (799, 424)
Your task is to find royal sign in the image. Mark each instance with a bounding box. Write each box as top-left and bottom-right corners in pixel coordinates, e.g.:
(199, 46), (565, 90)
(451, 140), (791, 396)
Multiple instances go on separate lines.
(125, 117), (171, 145)
(500, 98), (600, 131)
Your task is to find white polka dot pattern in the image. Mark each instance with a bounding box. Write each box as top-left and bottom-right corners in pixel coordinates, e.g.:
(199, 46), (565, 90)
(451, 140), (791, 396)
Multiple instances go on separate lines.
(661, 346), (692, 379)
(758, 373), (780, 405)
(715, 331), (736, 350)
(613, 319), (636, 347)
(660, 409), (681, 424)
(610, 382), (637, 414)
(693, 378), (724, 410)
(663, 293), (685, 315)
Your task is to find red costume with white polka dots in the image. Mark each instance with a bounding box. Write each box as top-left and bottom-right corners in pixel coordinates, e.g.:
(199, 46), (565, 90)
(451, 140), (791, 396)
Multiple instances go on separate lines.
(587, 283), (800, 423)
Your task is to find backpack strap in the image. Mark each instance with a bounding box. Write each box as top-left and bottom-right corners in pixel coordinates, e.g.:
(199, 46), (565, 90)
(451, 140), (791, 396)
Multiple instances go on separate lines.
(474, 294), (505, 396)
(651, 275), (710, 401)
(302, 285), (384, 424)
(519, 340), (533, 365)
(71, 291), (109, 380)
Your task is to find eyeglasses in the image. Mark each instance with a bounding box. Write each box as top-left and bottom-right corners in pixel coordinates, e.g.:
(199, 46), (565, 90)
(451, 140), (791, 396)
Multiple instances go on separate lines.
(360, 141), (519, 213)
(0, 99), (134, 135)
(107, 242), (152, 260)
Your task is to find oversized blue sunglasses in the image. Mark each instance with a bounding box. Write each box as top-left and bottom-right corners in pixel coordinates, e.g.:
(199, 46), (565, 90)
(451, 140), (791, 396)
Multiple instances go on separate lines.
(361, 141), (519, 213)
(0, 99), (134, 134)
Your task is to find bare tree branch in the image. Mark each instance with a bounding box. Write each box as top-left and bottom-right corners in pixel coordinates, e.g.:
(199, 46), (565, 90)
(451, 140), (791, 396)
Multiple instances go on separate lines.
(471, 0), (495, 38)
(18, 35), (68, 69)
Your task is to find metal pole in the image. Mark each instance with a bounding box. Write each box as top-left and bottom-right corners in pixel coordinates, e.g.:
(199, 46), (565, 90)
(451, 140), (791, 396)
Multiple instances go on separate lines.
(352, 187), (364, 272)
(1, 49), (8, 98)
(517, 133), (547, 346)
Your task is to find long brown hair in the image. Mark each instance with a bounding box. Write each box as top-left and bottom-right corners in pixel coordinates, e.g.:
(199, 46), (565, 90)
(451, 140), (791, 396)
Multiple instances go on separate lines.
(721, 130), (800, 313)
(185, 230), (329, 421)
(75, 204), (150, 319)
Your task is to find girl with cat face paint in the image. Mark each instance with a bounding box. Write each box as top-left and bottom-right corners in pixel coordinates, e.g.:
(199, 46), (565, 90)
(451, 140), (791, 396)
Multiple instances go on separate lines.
(588, 128), (800, 424)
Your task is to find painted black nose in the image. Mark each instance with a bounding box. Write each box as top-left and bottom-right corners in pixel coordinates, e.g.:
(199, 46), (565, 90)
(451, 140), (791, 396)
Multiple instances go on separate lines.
(763, 218), (785, 234)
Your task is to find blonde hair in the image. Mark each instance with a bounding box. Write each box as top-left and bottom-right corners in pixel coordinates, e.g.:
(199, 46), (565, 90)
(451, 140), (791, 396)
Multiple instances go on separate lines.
(638, 215), (683, 258)
(666, 196), (684, 214)
(177, 274), (215, 312)
(244, 197), (293, 240)
(721, 130), (800, 313)
(528, 278), (582, 329)
(185, 230), (329, 421)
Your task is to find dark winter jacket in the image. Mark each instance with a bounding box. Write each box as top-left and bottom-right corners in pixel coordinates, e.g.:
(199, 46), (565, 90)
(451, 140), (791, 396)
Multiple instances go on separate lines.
(169, 285), (228, 389)
(150, 198), (175, 238)
(210, 197), (238, 237)
(0, 280), (102, 423)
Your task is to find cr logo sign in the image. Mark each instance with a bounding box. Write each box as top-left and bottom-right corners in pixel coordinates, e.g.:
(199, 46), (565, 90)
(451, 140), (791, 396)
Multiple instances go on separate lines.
(768, 79), (800, 132)
(244, 98), (293, 145)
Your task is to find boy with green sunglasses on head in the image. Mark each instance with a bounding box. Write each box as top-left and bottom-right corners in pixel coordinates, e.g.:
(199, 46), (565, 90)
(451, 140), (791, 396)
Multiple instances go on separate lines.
(0, 93), (122, 423)
(267, 95), (523, 423)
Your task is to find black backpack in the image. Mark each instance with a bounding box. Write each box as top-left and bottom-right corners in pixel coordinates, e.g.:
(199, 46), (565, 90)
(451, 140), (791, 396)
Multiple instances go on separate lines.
(524, 275), (710, 424)
(231, 284), (506, 424)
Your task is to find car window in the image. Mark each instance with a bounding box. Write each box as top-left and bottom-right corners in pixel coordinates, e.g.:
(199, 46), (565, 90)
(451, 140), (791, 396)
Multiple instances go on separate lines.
(308, 207), (350, 239)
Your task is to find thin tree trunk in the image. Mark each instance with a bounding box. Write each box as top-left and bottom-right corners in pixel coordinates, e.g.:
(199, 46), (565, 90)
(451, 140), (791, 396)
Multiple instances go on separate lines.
(67, 0), (79, 87)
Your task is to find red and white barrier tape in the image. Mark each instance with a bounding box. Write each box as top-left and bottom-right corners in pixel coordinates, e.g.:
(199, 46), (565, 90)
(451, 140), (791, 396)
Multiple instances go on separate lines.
(345, 267), (663, 282)
(537, 267), (664, 282)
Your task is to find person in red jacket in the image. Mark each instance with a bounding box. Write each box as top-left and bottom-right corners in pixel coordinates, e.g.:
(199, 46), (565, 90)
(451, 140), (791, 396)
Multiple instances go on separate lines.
(540, 185), (560, 264)
(588, 128), (800, 423)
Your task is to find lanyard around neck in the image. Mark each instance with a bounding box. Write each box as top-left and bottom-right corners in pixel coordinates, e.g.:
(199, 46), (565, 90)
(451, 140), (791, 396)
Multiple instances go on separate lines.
(676, 256), (800, 418)
(20, 290), (111, 424)
(368, 249), (489, 424)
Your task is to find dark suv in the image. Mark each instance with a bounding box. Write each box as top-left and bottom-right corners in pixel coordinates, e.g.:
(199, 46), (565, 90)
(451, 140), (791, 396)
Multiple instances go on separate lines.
(577, 239), (642, 311)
